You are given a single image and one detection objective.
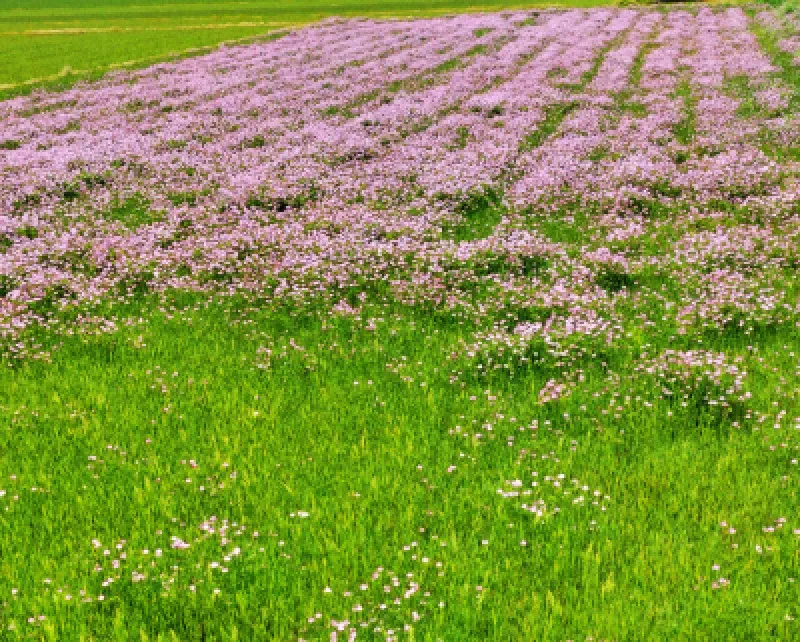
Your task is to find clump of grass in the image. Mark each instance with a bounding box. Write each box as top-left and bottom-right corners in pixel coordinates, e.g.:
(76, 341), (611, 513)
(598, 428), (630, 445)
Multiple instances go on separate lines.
(243, 134), (266, 148)
(520, 102), (577, 151)
(55, 120), (81, 135)
(449, 125), (471, 150)
(105, 193), (165, 230)
(246, 184), (320, 212)
(724, 75), (761, 119)
(0, 275), (17, 297)
(16, 225), (38, 240)
(440, 187), (504, 241)
(596, 267), (636, 293)
(672, 79), (697, 145)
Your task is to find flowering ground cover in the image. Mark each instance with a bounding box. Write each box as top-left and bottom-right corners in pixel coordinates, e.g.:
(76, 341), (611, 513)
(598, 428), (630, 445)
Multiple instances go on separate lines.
(1, 5), (800, 640)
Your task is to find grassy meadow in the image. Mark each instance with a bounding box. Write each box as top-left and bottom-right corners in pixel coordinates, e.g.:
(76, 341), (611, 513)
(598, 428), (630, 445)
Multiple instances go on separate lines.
(3, 290), (799, 640)
(1, 4), (800, 641)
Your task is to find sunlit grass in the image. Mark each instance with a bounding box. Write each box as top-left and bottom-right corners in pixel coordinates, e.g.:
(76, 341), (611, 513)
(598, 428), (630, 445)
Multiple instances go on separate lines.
(1, 269), (798, 639)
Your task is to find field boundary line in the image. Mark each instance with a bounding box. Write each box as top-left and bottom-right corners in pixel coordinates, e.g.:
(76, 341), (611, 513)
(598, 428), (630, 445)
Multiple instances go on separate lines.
(1, 22), (290, 36)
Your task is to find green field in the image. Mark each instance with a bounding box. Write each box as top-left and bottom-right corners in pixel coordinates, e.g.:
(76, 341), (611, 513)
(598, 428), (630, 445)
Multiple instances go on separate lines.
(3, 290), (798, 640)
(2, 2), (799, 640)
(0, 0), (608, 96)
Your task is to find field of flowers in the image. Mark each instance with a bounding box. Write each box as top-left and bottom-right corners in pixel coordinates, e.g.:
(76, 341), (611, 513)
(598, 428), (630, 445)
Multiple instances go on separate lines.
(1, 5), (800, 640)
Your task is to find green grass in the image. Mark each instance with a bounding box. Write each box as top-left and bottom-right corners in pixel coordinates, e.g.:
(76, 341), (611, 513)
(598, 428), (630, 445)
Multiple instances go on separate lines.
(0, 0), (610, 97)
(1, 287), (798, 639)
(520, 102), (578, 151)
(440, 187), (505, 241)
(672, 79), (697, 146)
(103, 194), (166, 230)
(725, 74), (762, 119)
